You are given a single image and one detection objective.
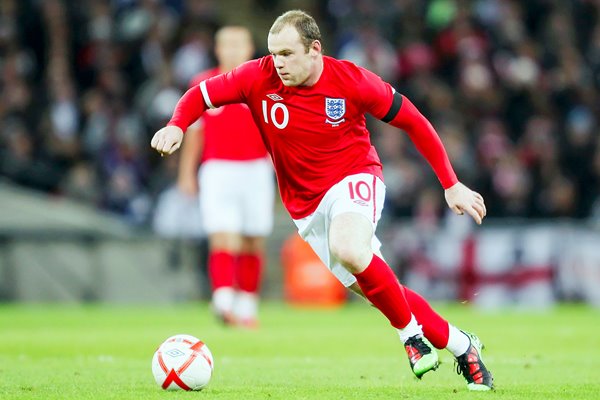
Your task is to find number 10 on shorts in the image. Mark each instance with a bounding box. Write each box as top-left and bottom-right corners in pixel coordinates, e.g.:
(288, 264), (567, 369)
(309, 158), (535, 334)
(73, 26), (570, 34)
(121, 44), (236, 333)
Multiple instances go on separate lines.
(348, 180), (372, 203)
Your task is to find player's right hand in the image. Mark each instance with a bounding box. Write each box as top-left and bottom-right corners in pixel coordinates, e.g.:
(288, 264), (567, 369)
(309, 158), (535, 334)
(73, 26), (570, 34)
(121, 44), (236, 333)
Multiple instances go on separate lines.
(150, 125), (184, 156)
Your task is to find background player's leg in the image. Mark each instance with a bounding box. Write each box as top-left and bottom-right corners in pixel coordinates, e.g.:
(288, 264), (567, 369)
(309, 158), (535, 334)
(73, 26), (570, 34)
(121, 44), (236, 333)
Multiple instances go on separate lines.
(234, 235), (265, 328)
(208, 232), (240, 325)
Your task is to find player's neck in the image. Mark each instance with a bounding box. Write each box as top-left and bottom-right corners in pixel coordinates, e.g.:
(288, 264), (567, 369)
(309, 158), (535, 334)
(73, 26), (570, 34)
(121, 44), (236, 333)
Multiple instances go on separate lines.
(301, 55), (324, 87)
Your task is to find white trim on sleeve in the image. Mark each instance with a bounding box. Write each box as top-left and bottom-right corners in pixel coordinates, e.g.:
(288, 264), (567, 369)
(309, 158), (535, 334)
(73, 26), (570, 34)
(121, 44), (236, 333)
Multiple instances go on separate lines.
(199, 81), (216, 109)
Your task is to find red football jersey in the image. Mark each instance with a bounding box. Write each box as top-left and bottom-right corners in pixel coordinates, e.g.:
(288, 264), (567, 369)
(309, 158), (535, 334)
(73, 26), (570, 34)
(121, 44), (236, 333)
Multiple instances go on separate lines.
(198, 56), (394, 219)
(190, 68), (268, 162)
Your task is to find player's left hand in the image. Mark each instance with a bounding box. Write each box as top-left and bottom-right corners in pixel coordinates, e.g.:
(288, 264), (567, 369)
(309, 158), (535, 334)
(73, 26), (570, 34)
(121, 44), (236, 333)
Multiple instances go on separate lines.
(444, 182), (487, 225)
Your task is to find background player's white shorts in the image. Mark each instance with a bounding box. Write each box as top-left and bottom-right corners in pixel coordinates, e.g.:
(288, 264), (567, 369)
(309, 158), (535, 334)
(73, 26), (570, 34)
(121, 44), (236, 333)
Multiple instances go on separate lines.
(199, 157), (274, 236)
(292, 173), (386, 287)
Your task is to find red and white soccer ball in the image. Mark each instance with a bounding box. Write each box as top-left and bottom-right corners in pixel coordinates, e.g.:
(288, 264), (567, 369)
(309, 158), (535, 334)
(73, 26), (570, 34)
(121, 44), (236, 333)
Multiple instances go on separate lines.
(151, 334), (214, 391)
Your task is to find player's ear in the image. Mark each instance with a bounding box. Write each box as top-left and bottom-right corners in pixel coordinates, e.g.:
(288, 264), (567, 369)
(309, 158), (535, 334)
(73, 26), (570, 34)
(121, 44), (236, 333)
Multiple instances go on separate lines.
(310, 40), (322, 55)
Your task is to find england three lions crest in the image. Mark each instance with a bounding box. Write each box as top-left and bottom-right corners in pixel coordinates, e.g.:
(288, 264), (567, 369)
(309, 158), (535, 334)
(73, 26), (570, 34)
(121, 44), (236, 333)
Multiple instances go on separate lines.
(325, 97), (346, 126)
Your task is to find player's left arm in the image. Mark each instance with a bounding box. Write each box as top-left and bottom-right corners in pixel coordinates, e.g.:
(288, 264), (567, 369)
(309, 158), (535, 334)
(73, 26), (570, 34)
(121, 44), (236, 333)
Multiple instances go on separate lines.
(360, 70), (486, 224)
(384, 93), (486, 224)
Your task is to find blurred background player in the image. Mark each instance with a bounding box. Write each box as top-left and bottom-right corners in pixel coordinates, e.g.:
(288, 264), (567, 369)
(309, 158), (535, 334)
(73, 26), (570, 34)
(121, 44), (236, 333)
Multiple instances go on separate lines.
(177, 26), (275, 327)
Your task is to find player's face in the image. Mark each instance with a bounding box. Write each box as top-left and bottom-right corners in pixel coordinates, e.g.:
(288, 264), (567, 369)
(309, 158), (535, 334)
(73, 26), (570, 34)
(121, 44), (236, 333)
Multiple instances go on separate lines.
(215, 27), (254, 70)
(267, 26), (319, 87)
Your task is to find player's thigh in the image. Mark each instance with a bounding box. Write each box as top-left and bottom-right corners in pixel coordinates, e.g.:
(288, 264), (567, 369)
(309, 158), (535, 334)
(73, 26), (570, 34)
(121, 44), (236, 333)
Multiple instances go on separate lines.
(292, 173), (386, 286)
(328, 212), (374, 271)
(294, 221), (383, 288)
(294, 214), (357, 288)
(199, 162), (243, 233)
(328, 173), (385, 252)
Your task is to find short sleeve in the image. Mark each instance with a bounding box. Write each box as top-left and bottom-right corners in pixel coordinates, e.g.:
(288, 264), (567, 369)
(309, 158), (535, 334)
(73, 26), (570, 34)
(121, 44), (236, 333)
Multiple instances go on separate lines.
(355, 66), (395, 120)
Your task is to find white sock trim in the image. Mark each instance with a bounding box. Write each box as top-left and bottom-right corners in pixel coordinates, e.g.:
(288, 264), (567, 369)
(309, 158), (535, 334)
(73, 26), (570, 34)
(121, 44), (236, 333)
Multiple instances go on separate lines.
(397, 314), (424, 343)
(233, 291), (259, 321)
(446, 325), (470, 357)
(212, 287), (235, 314)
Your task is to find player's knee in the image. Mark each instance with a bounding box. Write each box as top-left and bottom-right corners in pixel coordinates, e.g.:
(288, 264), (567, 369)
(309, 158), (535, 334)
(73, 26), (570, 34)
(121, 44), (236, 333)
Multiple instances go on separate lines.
(329, 240), (372, 274)
(241, 236), (265, 253)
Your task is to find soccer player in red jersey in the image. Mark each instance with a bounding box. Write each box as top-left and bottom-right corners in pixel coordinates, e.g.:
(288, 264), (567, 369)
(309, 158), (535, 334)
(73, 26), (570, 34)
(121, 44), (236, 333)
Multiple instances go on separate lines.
(177, 26), (274, 328)
(152, 10), (493, 391)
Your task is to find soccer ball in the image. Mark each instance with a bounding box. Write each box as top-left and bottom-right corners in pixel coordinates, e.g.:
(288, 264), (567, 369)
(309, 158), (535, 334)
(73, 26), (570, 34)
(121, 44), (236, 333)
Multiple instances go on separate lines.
(151, 334), (214, 391)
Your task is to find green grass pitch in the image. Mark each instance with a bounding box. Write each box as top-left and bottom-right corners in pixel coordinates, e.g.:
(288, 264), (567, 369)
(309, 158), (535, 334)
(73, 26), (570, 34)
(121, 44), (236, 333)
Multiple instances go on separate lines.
(0, 302), (598, 399)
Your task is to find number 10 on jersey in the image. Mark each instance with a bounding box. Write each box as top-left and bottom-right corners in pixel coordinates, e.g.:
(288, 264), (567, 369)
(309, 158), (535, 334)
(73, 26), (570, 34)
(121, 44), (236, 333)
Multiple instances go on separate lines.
(262, 100), (289, 129)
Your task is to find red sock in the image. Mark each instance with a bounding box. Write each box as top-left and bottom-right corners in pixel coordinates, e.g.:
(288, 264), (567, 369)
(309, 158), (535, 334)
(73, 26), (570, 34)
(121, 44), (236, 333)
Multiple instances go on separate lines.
(208, 251), (235, 291)
(354, 255), (412, 329)
(235, 253), (262, 293)
(402, 286), (449, 349)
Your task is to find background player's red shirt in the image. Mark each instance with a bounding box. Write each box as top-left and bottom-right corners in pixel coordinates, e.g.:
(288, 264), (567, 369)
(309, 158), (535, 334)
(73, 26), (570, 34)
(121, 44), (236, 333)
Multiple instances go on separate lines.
(190, 68), (268, 162)
(198, 56), (395, 219)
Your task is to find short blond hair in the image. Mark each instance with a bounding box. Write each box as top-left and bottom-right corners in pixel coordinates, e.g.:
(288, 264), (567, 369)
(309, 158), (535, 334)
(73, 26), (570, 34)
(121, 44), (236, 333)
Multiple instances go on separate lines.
(269, 10), (321, 52)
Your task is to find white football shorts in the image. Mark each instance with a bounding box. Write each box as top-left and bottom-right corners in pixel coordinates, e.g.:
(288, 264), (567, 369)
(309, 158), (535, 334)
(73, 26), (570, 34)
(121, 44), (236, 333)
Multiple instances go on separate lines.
(199, 157), (275, 236)
(292, 173), (386, 287)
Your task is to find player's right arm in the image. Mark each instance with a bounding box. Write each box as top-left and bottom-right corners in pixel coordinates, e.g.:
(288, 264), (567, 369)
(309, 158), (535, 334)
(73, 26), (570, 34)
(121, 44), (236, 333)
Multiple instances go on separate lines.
(150, 60), (257, 155)
(150, 86), (205, 156)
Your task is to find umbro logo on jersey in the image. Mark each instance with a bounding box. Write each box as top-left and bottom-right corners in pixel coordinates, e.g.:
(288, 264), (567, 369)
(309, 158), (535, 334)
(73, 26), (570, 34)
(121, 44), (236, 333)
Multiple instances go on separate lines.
(266, 93), (283, 101)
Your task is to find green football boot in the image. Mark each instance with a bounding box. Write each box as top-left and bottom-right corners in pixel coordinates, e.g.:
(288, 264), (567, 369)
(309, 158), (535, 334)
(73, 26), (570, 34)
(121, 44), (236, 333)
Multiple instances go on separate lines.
(404, 335), (439, 379)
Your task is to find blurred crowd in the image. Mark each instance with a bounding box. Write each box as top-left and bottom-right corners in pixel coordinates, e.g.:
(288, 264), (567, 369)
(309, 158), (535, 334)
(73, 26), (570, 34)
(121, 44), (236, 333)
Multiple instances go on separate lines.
(1, 0), (600, 226)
